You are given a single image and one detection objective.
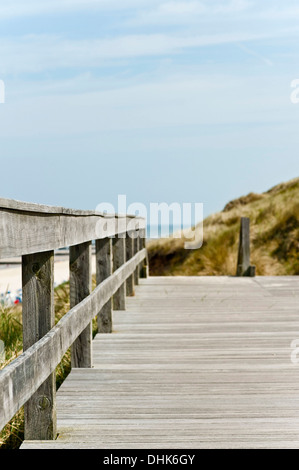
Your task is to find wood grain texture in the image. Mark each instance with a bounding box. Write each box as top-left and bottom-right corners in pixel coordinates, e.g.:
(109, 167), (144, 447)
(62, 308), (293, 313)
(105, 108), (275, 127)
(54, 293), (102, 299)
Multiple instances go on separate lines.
(0, 201), (145, 259)
(112, 236), (126, 311)
(236, 217), (255, 277)
(96, 238), (113, 333)
(22, 251), (56, 440)
(0, 249), (146, 432)
(134, 235), (139, 286)
(125, 235), (134, 297)
(139, 228), (148, 278)
(70, 242), (92, 368)
(21, 275), (299, 449)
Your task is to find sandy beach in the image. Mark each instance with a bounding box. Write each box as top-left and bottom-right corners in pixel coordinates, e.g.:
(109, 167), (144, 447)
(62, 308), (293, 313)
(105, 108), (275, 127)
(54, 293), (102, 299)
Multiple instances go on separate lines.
(0, 254), (96, 303)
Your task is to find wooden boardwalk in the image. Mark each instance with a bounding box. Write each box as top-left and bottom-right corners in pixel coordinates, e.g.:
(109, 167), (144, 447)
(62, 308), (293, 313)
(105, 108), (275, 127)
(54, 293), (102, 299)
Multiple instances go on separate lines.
(21, 276), (299, 449)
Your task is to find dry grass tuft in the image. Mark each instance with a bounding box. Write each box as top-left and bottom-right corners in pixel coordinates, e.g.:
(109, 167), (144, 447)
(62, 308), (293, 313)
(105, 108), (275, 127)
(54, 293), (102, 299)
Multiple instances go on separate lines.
(0, 275), (98, 449)
(148, 177), (299, 276)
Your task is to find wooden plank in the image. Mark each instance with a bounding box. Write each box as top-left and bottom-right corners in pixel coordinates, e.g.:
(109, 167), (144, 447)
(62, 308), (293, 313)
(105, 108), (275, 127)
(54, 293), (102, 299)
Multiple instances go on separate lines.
(20, 275), (299, 450)
(134, 234), (139, 286)
(236, 217), (255, 277)
(125, 235), (134, 297)
(139, 228), (148, 278)
(22, 250), (56, 440)
(70, 242), (92, 368)
(0, 249), (146, 432)
(112, 236), (126, 311)
(0, 197), (141, 217)
(0, 201), (145, 259)
(96, 238), (113, 333)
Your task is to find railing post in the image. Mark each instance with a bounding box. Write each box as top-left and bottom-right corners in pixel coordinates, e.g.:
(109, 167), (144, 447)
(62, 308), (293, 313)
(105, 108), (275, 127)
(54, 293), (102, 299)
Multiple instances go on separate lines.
(236, 217), (256, 277)
(139, 228), (148, 278)
(70, 241), (92, 367)
(126, 232), (135, 296)
(96, 238), (113, 333)
(134, 232), (139, 286)
(113, 235), (126, 310)
(22, 250), (56, 440)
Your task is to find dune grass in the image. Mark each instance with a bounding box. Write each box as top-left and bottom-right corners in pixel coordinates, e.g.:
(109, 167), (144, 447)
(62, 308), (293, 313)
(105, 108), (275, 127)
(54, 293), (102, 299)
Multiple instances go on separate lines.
(0, 276), (98, 449)
(148, 177), (299, 276)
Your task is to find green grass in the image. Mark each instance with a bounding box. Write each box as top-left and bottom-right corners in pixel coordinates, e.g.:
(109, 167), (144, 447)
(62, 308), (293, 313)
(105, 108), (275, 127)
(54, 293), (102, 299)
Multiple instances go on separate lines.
(148, 177), (299, 276)
(0, 276), (98, 449)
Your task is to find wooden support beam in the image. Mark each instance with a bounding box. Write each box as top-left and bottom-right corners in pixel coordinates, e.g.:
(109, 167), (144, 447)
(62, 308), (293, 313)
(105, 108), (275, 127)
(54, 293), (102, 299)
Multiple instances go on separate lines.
(70, 242), (92, 367)
(139, 228), (148, 279)
(236, 217), (256, 277)
(113, 236), (126, 310)
(134, 233), (139, 286)
(0, 248), (147, 433)
(96, 238), (113, 333)
(22, 250), (56, 440)
(126, 234), (135, 296)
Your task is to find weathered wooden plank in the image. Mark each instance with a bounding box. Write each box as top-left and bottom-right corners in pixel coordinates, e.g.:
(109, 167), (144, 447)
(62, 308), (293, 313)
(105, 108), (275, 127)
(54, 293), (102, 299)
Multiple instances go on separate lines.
(0, 249), (146, 432)
(112, 236), (126, 311)
(70, 242), (92, 368)
(134, 234), (139, 286)
(236, 217), (256, 277)
(96, 238), (113, 333)
(0, 197), (140, 217)
(125, 234), (134, 297)
(20, 275), (299, 450)
(139, 228), (148, 278)
(22, 251), (56, 440)
(0, 201), (145, 259)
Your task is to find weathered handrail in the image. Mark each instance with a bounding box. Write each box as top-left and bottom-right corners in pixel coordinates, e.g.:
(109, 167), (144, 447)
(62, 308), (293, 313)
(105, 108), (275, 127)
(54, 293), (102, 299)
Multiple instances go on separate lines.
(0, 198), (148, 440)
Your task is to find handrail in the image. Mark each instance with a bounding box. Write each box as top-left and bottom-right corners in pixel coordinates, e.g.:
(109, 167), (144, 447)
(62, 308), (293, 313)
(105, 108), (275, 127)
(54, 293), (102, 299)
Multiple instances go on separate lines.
(0, 198), (148, 440)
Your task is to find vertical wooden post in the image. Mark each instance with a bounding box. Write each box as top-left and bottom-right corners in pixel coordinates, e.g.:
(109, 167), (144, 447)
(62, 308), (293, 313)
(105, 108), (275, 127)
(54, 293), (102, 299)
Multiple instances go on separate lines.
(96, 238), (113, 333)
(22, 250), (56, 440)
(70, 241), (92, 368)
(236, 217), (256, 277)
(126, 232), (135, 296)
(134, 232), (139, 286)
(113, 235), (126, 310)
(139, 228), (148, 279)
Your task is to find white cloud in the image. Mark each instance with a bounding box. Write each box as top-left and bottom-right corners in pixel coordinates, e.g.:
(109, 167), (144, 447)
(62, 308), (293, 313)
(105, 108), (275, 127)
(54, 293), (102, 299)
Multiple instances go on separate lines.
(0, 0), (161, 19)
(130, 0), (253, 25)
(0, 71), (290, 140)
(0, 30), (279, 75)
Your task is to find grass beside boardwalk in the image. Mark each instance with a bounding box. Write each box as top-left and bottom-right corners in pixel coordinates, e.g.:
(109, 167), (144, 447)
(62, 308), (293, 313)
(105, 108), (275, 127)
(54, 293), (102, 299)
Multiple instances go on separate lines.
(0, 277), (98, 449)
(148, 177), (299, 276)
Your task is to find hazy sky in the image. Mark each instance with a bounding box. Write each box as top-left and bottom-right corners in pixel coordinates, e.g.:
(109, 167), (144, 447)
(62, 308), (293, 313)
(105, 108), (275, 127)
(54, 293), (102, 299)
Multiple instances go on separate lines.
(0, 0), (298, 221)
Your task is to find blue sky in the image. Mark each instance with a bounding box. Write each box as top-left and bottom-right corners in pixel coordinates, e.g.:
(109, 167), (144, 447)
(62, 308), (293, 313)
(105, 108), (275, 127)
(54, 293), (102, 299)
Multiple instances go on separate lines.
(0, 0), (299, 221)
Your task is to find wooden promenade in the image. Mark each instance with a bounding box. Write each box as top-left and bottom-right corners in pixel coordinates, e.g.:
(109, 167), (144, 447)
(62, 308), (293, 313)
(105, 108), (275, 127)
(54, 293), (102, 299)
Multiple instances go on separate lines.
(1, 200), (299, 449)
(22, 275), (299, 449)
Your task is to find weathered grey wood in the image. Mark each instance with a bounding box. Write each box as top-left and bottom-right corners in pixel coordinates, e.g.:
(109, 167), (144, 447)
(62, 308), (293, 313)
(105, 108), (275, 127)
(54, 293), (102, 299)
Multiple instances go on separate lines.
(236, 217), (256, 277)
(0, 197), (142, 217)
(126, 234), (134, 296)
(96, 238), (112, 333)
(113, 236), (126, 310)
(139, 228), (148, 278)
(0, 202), (145, 259)
(134, 233), (139, 286)
(0, 248), (147, 433)
(20, 276), (299, 450)
(22, 251), (56, 440)
(70, 242), (92, 368)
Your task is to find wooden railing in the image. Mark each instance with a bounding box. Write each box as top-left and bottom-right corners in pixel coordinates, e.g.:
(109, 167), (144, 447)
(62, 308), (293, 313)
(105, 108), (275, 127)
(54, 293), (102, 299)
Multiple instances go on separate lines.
(0, 198), (148, 440)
